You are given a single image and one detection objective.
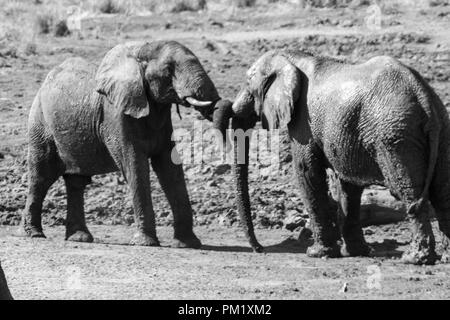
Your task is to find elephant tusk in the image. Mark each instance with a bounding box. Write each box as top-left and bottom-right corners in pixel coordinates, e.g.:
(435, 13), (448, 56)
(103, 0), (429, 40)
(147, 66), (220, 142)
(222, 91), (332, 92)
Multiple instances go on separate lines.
(185, 97), (213, 107)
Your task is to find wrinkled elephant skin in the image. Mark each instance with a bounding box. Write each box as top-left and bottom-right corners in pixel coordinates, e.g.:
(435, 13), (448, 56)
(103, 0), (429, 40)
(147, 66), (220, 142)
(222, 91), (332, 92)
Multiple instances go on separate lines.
(230, 50), (450, 265)
(22, 41), (223, 248)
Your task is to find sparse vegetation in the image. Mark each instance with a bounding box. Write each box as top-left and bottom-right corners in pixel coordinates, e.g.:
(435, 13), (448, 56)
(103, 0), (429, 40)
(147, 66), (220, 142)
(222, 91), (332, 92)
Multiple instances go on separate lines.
(97, 0), (125, 14)
(232, 0), (257, 8)
(54, 20), (70, 37)
(35, 13), (54, 34)
(170, 0), (207, 12)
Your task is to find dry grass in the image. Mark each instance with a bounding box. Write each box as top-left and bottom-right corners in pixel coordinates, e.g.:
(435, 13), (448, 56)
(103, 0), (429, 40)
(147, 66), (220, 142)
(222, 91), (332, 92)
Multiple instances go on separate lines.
(0, 0), (444, 50)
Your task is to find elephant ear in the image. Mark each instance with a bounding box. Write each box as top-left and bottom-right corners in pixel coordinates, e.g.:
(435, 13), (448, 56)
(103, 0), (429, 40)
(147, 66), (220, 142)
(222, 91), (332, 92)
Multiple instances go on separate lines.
(95, 44), (149, 119)
(261, 56), (300, 129)
(262, 56), (312, 145)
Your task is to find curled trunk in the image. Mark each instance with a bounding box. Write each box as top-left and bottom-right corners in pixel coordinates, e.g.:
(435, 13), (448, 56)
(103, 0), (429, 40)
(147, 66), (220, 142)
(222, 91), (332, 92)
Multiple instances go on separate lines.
(0, 263), (12, 300)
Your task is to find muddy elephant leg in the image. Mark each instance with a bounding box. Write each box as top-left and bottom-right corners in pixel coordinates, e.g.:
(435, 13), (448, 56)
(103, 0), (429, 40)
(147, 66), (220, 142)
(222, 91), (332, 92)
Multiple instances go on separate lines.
(338, 180), (371, 257)
(431, 201), (450, 263)
(429, 137), (450, 263)
(292, 143), (340, 258)
(123, 153), (159, 247)
(22, 140), (61, 238)
(0, 263), (12, 300)
(378, 145), (437, 265)
(64, 174), (93, 242)
(401, 200), (436, 265)
(151, 146), (201, 249)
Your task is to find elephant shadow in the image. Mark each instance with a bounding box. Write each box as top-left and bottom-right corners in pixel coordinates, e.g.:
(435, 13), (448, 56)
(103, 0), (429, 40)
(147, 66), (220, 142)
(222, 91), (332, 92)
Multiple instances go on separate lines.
(366, 239), (405, 258)
(202, 237), (406, 257)
(201, 237), (311, 254)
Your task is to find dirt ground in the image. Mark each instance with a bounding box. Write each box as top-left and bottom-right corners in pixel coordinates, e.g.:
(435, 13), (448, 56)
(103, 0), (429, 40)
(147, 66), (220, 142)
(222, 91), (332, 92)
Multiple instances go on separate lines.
(1, 0), (450, 299)
(2, 223), (450, 300)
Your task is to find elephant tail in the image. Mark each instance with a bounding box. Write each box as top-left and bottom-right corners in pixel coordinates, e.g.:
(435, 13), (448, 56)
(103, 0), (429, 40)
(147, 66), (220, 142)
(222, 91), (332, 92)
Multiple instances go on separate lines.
(421, 100), (441, 201)
(402, 66), (442, 201)
(422, 126), (439, 200)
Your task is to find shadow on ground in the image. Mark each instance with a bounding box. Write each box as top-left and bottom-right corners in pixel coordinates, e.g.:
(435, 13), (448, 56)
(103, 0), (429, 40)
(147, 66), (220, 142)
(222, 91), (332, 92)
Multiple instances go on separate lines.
(201, 237), (407, 258)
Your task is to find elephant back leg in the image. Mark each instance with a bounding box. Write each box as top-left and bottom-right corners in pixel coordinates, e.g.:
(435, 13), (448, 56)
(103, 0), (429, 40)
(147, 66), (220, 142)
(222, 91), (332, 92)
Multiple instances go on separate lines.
(429, 130), (450, 262)
(151, 145), (201, 249)
(336, 179), (371, 257)
(292, 142), (340, 258)
(377, 142), (437, 265)
(22, 128), (62, 238)
(63, 174), (93, 242)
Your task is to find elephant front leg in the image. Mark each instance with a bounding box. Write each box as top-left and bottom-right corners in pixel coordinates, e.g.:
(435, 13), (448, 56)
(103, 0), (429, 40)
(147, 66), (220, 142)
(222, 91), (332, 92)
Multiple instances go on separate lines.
(125, 153), (160, 247)
(64, 175), (94, 243)
(292, 143), (340, 258)
(337, 180), (371, 257)
(151, 147), (201, 249)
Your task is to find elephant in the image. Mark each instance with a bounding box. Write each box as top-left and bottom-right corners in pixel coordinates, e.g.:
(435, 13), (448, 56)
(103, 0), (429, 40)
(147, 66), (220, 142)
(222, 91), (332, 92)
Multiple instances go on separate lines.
(0, 263), (12, 300)
(215, 49), (450, 265)
(22, 40), (227, 248)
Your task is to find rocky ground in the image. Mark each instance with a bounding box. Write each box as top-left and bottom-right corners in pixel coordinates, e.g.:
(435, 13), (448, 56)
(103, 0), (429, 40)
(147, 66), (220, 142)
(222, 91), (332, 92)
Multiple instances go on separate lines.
(1, 0), (450, 299)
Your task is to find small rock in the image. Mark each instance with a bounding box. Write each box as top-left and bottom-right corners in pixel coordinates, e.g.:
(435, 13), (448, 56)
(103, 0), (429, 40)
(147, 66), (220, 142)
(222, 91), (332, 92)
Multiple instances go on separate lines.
(213, 164), (231, 175)
(208, 180), (218, 187)
(340, 282), (348, 293)
(210, 20), (224, 28)
(204, 41), (216, 52)
(284, 210), (305, 231)
(298, 227), (313, 242)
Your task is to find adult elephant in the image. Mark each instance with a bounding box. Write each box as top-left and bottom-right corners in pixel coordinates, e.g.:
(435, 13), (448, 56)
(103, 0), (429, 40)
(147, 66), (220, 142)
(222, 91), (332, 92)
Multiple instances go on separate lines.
(22, 40), (225, 248)
(0, 263), (12, 300)
(215, 49), (450, 265)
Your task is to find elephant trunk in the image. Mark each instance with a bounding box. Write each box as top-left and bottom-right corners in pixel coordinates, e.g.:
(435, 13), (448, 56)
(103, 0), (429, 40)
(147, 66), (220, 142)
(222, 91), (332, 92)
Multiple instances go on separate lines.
(0, 263), (13, 300)
(231, 117), (262, 253)
(212, 99), (233, 143)
(212, 99), (262, 252)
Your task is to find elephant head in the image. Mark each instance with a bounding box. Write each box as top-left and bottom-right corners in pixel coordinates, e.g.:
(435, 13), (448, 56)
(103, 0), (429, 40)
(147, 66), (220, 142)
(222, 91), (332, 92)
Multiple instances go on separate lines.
(95, 41), (221, 120)
(213, 51), (312, 252)
(0, 263), (12, 300)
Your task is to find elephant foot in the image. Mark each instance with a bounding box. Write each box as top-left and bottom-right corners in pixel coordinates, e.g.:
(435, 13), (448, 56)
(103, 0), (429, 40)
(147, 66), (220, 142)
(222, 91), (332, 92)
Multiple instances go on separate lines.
(341, 241), (372, 257)
(401, 232), (437, 265)
(307, 242), (341, 258)
(247, 233), (264, 253)
(20, 225), (46, 239)
(438, 235), (450, 263)
(173, 233), (202, 249)
(66, 230), (94, 243)
(250, 241), (264, 253)
(441, 252), (450, 264)
(131, 231), (160, 247)
(401, 247), (437, 265)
